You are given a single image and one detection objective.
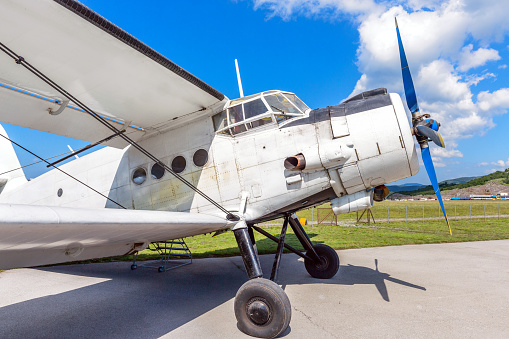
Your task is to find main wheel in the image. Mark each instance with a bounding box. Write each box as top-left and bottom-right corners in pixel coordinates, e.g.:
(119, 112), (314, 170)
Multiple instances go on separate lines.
(304, 244), (339, 279)
(234, 278), (291, 338)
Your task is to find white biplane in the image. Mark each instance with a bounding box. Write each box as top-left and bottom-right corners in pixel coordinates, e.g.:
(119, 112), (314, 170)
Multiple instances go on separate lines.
(0, 1), (451, 338)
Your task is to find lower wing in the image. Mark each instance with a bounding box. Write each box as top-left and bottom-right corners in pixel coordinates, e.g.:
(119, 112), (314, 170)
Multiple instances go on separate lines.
(0, 204), (231, 270)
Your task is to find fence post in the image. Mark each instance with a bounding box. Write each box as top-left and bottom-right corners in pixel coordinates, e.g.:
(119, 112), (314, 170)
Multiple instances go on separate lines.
(422, 205), (424, 223)
(387, 206), (390, 223)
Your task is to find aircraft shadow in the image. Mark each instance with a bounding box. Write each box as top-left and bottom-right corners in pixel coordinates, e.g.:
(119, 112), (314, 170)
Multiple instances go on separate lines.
(0, 251), (425, 338)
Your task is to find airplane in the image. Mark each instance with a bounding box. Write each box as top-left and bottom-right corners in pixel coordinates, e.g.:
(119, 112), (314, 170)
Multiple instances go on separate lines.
(0, 1), (451, 338)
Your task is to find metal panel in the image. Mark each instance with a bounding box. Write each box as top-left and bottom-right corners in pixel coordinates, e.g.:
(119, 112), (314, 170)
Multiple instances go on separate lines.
(329, 105), (350, 138)
(336, 163), (365, 194)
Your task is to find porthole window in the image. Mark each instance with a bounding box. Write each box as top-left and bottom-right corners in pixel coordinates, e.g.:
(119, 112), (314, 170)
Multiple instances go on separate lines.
(193, 149), (208, 167)
(132, 167), (147, 185)
(57, 188), (63, 197)
(171, 156), (186, 173)
(151, 162), (165, 179)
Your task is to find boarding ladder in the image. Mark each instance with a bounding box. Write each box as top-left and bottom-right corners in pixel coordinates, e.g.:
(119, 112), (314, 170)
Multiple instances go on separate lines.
(131, 239), (192, 272)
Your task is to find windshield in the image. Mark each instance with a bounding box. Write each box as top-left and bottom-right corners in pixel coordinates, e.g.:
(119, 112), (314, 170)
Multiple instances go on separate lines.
(212, 90), (310, 135)
(265, 93), (301, 114)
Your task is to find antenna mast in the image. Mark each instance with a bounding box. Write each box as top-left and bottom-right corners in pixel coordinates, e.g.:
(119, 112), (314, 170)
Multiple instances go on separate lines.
(235, 59), (244, 98)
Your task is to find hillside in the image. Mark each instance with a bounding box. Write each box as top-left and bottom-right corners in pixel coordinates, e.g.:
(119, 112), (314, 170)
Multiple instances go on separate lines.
(393, 170), (509, 198)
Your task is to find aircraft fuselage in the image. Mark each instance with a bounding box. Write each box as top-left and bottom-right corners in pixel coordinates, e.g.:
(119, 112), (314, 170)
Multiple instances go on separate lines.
(0, 90), (418, 230)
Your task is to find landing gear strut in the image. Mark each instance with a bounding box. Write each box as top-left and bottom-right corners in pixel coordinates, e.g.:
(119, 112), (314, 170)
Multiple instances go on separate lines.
(233, 214), (340, 338)
(233, 227), (291, 338)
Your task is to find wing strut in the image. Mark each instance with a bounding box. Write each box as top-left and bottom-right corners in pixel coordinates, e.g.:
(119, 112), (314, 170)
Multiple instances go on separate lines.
(46, 129), (125, 167)
(0, 42), (238, 221)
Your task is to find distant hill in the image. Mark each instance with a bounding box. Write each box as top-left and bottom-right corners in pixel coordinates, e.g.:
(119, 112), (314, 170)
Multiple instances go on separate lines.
(387, 183), (426, 192)
(439, 176), (478, 185)
(388, 176), (478, 193)
(396, 170), (509, 196)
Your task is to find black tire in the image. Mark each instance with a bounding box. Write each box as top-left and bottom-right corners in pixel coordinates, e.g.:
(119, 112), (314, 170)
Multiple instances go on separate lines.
(304, 244), (339, 279)
(234, 278), (291, 338)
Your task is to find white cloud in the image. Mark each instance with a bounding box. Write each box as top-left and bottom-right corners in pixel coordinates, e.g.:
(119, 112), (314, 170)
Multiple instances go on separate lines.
(499, 64), (507, 69)
(252, 0), (383, 20)
(477, 88), (509, 113)
(480, 158), (509, 169)
(493, 159), (509, 167)
(431, 147), (463, 158)
(457, 44), (501, 72)
(252, 0), (509, 163)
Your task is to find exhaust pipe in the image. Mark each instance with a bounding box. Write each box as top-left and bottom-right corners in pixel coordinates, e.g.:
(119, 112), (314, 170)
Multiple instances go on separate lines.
(284, 154), (306, 170)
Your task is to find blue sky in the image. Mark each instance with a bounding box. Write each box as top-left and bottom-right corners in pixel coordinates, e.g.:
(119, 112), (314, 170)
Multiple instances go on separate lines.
(3, 0), (509, 185)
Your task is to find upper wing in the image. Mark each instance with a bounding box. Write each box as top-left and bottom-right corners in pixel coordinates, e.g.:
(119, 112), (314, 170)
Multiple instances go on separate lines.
(0, 0), (227, 148)
(0, 204), (231, 270)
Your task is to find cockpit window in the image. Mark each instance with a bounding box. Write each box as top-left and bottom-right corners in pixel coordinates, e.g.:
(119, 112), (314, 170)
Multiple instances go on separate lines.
(244, 99), (268, 119)
(228, 105), (244, 125)
(212, 90), (309, 135)
(264, 94), (301, 114)
(284, 93), (310, 113)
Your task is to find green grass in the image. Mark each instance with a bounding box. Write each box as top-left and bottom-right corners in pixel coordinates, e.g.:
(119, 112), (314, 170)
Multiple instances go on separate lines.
(81, 213), (509, 264)
(47, 200), (509, 265)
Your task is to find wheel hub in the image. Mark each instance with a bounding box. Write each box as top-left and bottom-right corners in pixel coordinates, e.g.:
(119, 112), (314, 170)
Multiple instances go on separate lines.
(315, 256), (329, 271)
(246, 298), (272, 325)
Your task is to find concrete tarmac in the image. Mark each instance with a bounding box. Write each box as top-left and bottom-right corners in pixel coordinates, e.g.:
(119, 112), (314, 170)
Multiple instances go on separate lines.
(1, 240), (508, 338)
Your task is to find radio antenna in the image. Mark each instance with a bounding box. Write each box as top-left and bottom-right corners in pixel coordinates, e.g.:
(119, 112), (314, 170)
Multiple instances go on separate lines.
(235, 59), (244, 98)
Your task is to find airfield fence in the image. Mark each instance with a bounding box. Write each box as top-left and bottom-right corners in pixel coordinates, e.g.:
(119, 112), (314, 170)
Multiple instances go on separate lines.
(314, 200), (509, 225)
(254, 201), (509, 228)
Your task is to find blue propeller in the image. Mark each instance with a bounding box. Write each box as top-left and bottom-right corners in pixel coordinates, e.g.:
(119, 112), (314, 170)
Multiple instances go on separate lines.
(396, 18), (452, 235)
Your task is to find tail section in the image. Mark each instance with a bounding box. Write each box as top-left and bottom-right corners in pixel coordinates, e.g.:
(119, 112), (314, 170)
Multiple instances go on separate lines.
(0, 124), (27, 194)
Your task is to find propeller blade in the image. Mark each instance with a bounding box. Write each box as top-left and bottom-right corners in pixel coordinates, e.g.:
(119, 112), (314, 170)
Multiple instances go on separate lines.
(421, 146), (452, 235)
(395, 18), (419, 114)
(416, 126), (446, 148)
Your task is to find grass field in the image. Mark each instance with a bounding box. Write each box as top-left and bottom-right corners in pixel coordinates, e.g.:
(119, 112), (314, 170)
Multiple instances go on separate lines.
(87, 200), (509, 265)
(51, 200), (509, 266)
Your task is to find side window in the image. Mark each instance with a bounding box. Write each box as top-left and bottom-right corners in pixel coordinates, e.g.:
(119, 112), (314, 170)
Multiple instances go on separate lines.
(228, 105), (243, 124)
(171, 156), (186, 173)
(244, 99), (273, 129)
(243, 99), (267, 119)
(212, 110), (228, 131)
(228, 105), (247, 135)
